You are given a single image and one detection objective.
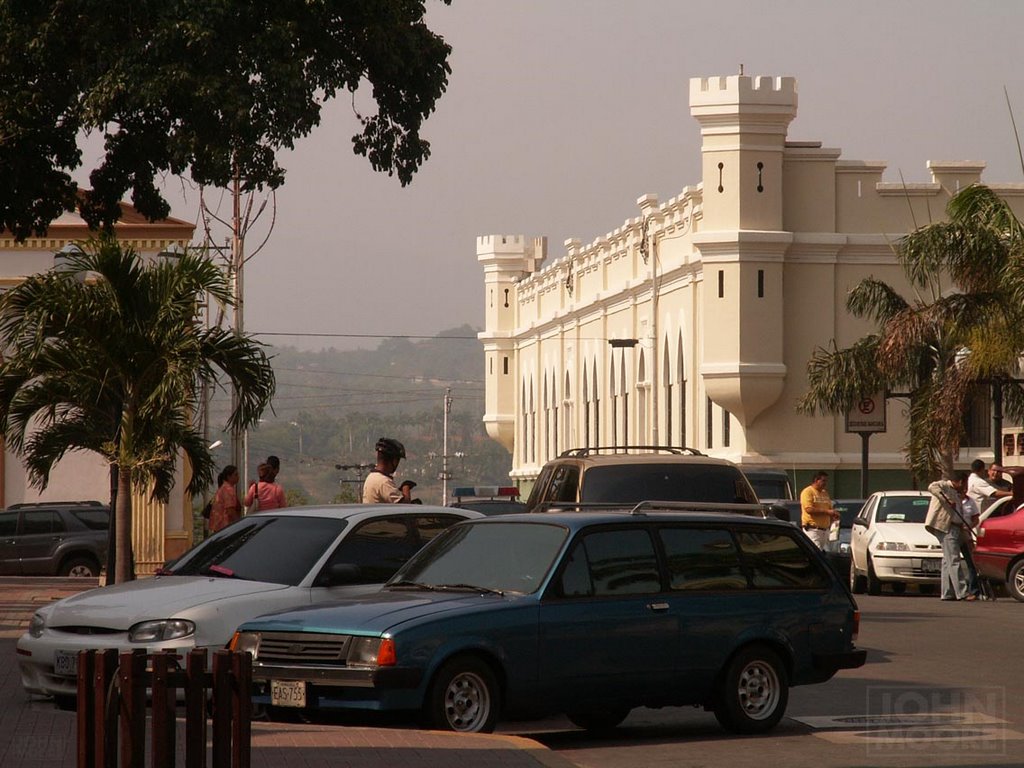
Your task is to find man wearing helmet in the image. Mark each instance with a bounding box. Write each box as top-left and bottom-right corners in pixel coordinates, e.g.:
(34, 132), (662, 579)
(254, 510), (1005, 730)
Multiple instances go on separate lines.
(362, 437), (410, 503)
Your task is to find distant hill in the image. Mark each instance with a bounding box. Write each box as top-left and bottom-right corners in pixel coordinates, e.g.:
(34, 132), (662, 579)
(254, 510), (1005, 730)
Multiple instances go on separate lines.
(206, 325), (514, 505)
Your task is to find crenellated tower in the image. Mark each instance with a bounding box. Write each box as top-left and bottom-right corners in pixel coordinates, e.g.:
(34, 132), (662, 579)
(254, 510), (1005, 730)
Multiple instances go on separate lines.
(690, 75), (798, 426)
(477, 235), (546, 451)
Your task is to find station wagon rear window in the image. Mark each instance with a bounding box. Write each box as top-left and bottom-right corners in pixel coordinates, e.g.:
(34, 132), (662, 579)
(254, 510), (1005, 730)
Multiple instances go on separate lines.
(580, 465), (757, 505)
(736, 531), (830, 589)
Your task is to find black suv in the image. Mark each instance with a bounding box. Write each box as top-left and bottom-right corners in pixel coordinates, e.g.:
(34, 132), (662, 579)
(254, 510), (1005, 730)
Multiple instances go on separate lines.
(524, 446), (763, 514)
(0, 501), (109, 577)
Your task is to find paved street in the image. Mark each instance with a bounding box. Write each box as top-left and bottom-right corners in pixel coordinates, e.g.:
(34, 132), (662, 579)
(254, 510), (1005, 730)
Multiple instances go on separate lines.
(506, 592), (1024, 768)
(2, 580), (1023, 767)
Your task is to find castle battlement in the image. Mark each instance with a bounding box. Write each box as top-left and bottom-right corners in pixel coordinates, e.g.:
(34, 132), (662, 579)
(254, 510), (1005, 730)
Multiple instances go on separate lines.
(689, 75), (798, 110)
(476, 234), (529, 255)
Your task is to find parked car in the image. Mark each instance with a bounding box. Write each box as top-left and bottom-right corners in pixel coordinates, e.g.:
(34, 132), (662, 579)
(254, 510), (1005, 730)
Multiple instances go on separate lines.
(824, 499), (867, 574)
(849, 491), (940, 595)
(0, 501), (109, 577)
(974, 499), (1024, 601)
(743, 468), (795, 503)
(448, 486), (526, 516)
(233, 511), (866, 734)
(17, 505), (479, 707)
(524, 446), (763, 514)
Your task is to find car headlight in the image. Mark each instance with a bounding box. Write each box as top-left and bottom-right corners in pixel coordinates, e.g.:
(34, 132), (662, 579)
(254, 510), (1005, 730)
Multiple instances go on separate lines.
(230, 631), (261, 657)
(29, 613), (45, 638)
(127, 619), (196, 643)
(346, 636), (396, 668)
(875, 541), (909, 551)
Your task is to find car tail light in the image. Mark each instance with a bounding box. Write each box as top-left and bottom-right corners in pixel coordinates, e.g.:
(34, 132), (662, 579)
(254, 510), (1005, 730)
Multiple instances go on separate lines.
(852, 610), (860, 643)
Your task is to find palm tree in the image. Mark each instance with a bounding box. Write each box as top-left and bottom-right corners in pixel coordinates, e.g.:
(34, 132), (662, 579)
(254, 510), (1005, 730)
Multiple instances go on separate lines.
(0, 235), (275, 582)
(799, 184), (1024, 482)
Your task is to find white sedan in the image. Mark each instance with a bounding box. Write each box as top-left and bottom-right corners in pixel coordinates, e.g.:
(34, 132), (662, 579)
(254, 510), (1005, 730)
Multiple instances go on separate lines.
(16, 504), (479, 707)
(849, 491), (942, 595)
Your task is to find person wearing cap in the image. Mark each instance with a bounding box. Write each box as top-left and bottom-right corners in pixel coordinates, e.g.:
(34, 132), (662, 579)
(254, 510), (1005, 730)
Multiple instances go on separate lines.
(363, 437), (410, 503)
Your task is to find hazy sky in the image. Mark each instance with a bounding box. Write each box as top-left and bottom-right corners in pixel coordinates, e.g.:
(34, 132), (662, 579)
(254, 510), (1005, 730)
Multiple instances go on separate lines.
(140, 1), (1024, 352)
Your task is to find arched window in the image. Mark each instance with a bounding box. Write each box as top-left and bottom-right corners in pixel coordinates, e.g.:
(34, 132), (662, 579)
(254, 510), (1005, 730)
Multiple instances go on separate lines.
(521, 381), (528, 465)
(610, 360), (618, 448)
(677, 333), (686, 447)
(637, 349), (647, 443)
(562, 371), (571, 452)
(620, 352), (629, 446)
(583, 362), (590, 449)
(542, 375), (550, 462)
(663, 337), (673, 445)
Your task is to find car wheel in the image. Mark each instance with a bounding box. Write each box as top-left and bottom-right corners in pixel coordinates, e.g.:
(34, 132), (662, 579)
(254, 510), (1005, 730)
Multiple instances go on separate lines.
(423, 656), (500, 733)
(1007, 560), (1024, 603)
(866, 556), (882, 596)
(566, 707), (631, 732)
(891, 582), (907, 595)
(849, 559), (866, 594)
(59, 556), (99, 578)
(54, 694), (77, 711)
(713, 645), (789, 734)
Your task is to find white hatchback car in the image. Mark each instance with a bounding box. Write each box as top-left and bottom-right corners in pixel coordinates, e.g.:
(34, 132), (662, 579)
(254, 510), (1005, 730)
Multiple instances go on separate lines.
(849, 491), (942, 595)
(17, 504), (479, 707)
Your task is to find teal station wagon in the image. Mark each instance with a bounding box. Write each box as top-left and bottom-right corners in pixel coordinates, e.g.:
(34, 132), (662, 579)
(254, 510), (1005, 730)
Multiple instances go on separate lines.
(232, 510), (866, 734)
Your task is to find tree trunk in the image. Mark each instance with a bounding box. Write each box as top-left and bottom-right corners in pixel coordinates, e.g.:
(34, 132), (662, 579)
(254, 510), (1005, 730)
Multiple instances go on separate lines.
(105, 463), (118, 581)
(114, 465), (133, 584)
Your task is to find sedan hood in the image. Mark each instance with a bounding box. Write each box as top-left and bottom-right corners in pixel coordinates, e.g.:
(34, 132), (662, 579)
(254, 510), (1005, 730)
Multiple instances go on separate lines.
(871, 522), (938, 548)
(241, 589), (507, 635)
(44, 576), (289, 628)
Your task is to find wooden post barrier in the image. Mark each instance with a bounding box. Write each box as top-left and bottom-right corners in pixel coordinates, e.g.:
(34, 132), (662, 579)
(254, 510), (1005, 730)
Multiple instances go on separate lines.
(76, 649), (252, 768)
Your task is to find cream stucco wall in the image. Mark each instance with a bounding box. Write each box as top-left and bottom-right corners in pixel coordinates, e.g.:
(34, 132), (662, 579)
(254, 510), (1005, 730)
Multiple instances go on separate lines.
(478, 73), (1024, 493)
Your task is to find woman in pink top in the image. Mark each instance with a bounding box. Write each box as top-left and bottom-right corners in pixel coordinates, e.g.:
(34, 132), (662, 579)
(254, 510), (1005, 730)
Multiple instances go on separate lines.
(244, 462), (287, 512)
(209, 465), (241, 533)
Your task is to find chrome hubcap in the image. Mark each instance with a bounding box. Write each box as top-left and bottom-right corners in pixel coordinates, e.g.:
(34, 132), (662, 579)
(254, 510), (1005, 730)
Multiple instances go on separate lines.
(443, 671), (490, 731)
(737, 661), (780, 720)
(68, 564), (93, 578)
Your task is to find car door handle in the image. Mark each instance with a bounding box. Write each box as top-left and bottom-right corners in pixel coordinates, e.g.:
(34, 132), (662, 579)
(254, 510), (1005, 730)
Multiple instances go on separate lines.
(647, 602), (670, 612)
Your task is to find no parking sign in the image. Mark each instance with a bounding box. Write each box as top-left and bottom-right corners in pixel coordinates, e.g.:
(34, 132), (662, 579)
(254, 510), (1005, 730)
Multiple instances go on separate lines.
(845, 392), (886, 434)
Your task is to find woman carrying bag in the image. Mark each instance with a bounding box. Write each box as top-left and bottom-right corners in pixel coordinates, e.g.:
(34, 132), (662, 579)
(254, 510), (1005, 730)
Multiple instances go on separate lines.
(244, 462), (287, 513)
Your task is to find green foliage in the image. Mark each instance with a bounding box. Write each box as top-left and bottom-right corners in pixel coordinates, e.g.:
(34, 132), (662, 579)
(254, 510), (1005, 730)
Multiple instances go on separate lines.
(799, 184), (1024, 481)
(0, 235), (276, 579)
(0, 1), (452, 238)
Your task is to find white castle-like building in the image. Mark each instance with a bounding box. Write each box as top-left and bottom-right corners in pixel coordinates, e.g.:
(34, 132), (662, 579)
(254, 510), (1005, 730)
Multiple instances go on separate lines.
(477, 73), (1024, 495)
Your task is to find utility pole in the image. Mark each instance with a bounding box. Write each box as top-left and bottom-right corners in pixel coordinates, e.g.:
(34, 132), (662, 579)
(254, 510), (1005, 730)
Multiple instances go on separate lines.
(441, 388), (453, 503)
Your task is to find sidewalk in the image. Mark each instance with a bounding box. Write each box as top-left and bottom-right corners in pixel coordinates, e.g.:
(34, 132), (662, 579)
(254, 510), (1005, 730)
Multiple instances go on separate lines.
(0, 577), (578, 768)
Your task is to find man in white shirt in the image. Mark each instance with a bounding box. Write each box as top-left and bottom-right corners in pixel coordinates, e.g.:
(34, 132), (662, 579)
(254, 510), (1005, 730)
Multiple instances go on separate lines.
(966, 459), (1011, 515)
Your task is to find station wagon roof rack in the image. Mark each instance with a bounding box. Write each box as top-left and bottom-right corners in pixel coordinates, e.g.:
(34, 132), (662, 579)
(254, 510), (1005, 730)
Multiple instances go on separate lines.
(556, 445), (704, 458)
(7, 500), (105, 509)
(533, 500), (770, 517)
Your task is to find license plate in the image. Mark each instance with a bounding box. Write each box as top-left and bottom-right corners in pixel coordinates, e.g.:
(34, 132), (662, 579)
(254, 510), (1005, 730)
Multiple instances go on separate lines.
(920, 559), (940, 574)
(270, 680), (306, 708)
(53, 650), (78, 678)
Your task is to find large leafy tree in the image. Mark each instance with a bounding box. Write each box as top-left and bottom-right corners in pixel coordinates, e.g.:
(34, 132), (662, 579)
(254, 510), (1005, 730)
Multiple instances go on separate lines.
(799, 184), (1024, 482)
(0, 0), (452, 239)
(0, 236), (275, 582)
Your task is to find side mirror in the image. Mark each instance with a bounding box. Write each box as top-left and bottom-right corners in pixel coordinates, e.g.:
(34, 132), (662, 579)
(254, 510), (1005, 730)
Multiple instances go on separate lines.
(852, 516), (868, 528)
(323, 563), (362, 587)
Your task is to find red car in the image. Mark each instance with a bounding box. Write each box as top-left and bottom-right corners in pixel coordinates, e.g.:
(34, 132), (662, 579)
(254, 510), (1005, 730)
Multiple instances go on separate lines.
(974, 501), (1024, 602)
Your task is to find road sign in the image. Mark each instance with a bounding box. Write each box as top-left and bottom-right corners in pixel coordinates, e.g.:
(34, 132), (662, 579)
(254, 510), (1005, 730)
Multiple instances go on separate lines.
(845, 392), (886, 434)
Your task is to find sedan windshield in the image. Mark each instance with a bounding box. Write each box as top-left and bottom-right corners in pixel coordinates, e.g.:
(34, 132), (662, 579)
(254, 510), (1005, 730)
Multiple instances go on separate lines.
(390, 521), (568, 595)
(169, 516), (348, 585)
(877, 497), (930, 524)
